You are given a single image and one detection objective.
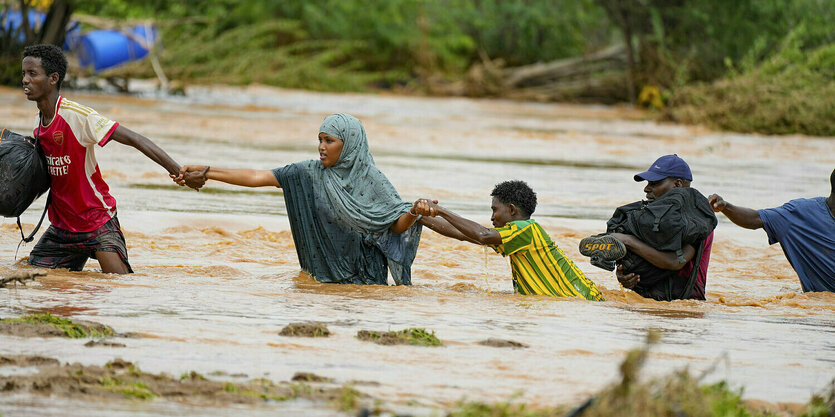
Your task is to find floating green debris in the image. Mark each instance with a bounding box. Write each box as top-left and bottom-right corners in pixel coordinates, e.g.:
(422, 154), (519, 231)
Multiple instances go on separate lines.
(180, 371), (206, 381)
(447, 399), (565, 417)
(356, 328), (442, 346)
(1, 313), (114, 339)
(100, 376), (156, 400)
(279, 322), (331, 337)
(338, 385), (362, 412)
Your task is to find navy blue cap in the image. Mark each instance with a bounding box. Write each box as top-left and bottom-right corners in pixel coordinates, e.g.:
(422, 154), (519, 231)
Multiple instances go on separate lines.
(634, 154), (693, 182)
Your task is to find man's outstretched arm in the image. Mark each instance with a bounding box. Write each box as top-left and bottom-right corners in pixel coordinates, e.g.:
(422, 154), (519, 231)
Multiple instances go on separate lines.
(110, 125), (181, 176)
(709, 194), (764, 230)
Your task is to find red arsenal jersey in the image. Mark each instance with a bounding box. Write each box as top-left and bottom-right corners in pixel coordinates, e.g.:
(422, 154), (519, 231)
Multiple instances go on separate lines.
(34, 96), (119, 232)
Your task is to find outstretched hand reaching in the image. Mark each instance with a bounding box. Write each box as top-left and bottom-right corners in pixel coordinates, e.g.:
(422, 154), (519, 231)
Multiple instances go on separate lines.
(707, 194), (727, 212)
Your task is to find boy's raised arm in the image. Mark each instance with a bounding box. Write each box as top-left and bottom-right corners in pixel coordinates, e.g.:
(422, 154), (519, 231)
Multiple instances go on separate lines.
(419, 215), (479, 244)
(414, 199), (501, 245)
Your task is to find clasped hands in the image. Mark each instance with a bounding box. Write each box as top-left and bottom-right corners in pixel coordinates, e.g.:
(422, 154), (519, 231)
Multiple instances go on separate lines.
(412, 198), (440, 217)
(171, 165), (209, 191)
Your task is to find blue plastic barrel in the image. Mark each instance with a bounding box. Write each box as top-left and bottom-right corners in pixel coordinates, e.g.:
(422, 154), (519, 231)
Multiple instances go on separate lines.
(78, 26), (157, 72)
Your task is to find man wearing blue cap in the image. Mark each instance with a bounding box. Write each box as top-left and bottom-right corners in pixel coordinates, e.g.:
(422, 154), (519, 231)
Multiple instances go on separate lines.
(708, 168), (834, 292)
(580, 154), (715, 300)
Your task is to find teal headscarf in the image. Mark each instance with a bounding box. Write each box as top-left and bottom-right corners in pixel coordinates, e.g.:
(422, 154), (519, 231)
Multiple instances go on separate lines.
(313, 113), (411, 233)
(273, 113), (421, 285)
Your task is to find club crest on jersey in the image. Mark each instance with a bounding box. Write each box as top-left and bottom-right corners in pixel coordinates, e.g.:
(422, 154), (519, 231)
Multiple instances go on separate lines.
(53, 130), (64, 146)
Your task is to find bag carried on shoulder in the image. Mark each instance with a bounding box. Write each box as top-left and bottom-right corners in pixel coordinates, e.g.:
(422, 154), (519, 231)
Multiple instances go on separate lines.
(0, 128), (51, 243)
(606, 187), (717, 300)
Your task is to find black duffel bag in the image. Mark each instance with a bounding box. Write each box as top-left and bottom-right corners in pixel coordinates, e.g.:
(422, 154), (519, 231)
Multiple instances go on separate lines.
(0, 128), (51, 243)
(607, 187), (717, 300)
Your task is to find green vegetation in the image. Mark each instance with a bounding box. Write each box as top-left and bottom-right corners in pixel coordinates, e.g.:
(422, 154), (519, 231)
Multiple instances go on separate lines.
(338, 385), (361, 412)
(803, 383), (835, 417)
(445, 379), (785, 417)
(180, 371), (206, 381)
(279, 322), (331, 337)
(100, 376), (156, 400)
(447, 399), (566, 417)
(2, 0), (831, 135)
(446, 331), (835, 417)
(2, 313), (114, 338)
(157, 20), (379, 92)
(288, 382), (312, 397)
(666, 32), (835, 136)
(116, 0), (609, 88)
(357, 328), (442, 346)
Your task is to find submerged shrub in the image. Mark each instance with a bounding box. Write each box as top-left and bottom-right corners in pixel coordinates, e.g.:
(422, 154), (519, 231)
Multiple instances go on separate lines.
(356, 328), (442, 346)
(279, 322), (331, 337)
(446, 330), (807, 417)
(2, 313), (114, 338)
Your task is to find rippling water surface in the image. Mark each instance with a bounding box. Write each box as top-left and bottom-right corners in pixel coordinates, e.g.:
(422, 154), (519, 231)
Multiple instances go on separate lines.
(0, 85), (833, 416)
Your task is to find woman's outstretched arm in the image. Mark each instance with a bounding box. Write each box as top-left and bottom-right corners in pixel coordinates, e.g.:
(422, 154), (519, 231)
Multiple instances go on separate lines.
(390, 211), (420, 234)
(176, 165), (280, 188)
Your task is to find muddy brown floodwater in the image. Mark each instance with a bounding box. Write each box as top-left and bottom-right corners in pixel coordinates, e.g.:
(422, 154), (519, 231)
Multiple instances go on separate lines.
(0, 84), (833, 416)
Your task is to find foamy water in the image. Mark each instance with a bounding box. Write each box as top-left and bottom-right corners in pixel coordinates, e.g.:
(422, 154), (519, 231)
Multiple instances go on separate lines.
(0, 85), (833, 416)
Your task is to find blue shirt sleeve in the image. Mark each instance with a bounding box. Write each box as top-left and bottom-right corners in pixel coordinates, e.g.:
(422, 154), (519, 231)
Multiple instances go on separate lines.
(758, 201), (797, 246)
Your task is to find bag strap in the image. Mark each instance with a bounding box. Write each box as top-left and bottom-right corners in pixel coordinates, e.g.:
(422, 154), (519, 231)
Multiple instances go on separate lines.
(16, 193), (50, 246)
(14, 120), (49, 259)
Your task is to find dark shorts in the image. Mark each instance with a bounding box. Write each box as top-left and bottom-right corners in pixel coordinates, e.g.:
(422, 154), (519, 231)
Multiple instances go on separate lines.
(28, 216), (133, 273)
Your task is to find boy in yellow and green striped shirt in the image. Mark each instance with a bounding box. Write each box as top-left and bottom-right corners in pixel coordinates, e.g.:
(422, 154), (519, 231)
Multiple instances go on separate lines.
(414, 180), (602, 300)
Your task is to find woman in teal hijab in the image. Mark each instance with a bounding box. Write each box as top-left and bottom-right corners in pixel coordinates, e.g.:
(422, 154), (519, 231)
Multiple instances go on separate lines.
(176, 114), (422, 285)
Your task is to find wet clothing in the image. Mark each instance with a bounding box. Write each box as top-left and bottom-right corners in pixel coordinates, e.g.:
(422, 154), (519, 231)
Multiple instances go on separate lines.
(491, 219), (603, 300)
(758, 197), (835, 292)
(28, 216), (132, 272)
(271, 114), (421, 285)
(27, 97), (131, 272)
(32, 96), (119, 233)
(632, 232), (713, 300)
(674, 232), (713, 300)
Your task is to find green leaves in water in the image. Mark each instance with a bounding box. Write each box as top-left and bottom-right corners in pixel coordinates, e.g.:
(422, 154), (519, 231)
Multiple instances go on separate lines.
(357, 328), (442, 346)
(2, 313), (114, 339)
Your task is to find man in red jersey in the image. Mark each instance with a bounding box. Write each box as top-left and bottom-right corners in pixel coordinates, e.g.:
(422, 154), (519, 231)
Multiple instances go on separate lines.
(21, 44), (194, 274)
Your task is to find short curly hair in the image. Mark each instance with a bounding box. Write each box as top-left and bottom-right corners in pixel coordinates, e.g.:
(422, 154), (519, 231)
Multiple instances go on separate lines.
(23, 44), (68, 91)
(491, 180), (537, 218)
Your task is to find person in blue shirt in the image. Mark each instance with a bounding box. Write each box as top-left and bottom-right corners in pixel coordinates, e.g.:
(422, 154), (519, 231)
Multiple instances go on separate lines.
(708, 168), (835, 292)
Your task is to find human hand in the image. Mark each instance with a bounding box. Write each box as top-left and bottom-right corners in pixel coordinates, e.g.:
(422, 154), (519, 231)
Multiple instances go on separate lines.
(708, 194), (726, 213)
(616, 264), (640, 289)
(412, 198), (439, 217)
(172, 165), (209, 191)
